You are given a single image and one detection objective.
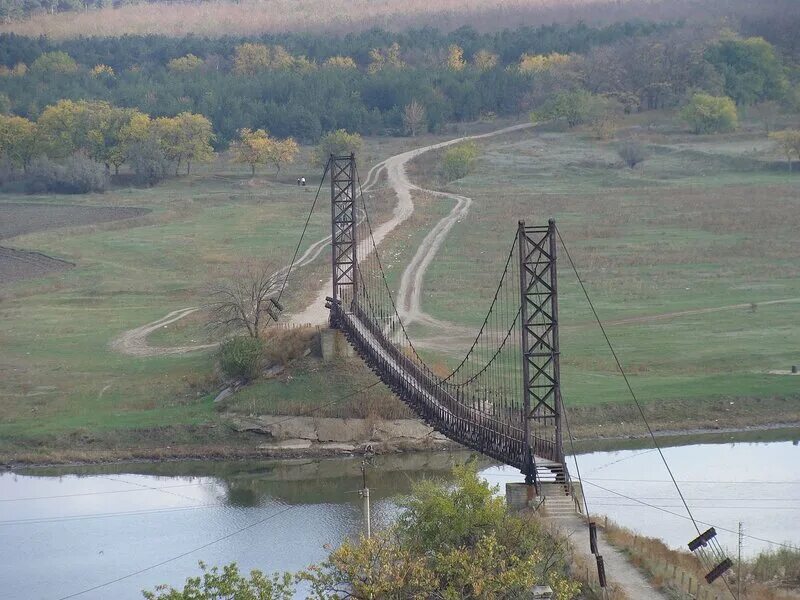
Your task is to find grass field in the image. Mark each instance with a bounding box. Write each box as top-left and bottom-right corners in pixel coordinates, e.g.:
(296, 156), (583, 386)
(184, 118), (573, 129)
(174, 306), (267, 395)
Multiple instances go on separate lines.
(1, 114), (799, 462)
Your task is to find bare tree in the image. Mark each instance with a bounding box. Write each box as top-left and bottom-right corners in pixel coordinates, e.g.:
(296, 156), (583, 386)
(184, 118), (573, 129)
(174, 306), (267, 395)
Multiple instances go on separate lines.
(402, 99), (426, 137)
(206, 261), (284, 339)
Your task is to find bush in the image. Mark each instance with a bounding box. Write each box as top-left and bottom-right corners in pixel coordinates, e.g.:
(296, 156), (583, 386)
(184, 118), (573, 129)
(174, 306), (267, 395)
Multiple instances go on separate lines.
(617, 139), (647, 168)
(533, 90), (612, 128)
(313, 129), (363, 167)
(442, 141), (479, 181)
(127, 137), (171, 186)
(25, 155), (108, 194)
(679, 93), (739, 134)
(217, 336), (264, 382)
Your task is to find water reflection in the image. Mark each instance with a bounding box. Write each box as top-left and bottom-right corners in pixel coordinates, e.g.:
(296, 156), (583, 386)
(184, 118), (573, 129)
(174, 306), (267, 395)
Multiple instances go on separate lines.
(1, 435), (798, 600)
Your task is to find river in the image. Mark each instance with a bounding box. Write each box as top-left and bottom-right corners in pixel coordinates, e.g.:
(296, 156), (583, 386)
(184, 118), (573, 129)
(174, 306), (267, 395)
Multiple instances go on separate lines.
(1, 431), (798, 600)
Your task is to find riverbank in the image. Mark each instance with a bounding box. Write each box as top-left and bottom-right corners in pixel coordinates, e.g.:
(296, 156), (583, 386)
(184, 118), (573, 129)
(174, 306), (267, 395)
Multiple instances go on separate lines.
(3, 400), (798, 469)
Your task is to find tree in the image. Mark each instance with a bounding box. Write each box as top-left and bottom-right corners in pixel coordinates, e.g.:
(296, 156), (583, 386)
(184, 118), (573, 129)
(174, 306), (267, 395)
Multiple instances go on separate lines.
(230, 129), (297, 176)
(87, 106), (140, 174)
(473, 49), (498, 71)
(314, 129), (363, 167)
(90, 64), (114, 78)
(302, 464), (581, 600)
(447, 44), (466, 71)
(323, 56), (357, 69)
(30, 51), (79, 75)
(769, 130), (800, 172)
(442, 141), (479, 181)
(36, 99), (96, 159)
(680, 93), (739, 134)
(617, 139), (647, 168)
(153, 112), (214, 174)
(233, 43), (271, 76)
(167, 54), (204, 73)
(533, 90), (610, 128)
(704, 37), (788, 105)
(0, 115), (39, 172)
(268, 137), (298, 175)
(231, 128), (271, 176)
(402, 99), (426, 137)
(368, 42), (404, 74)
(143, 562), (293, 600)
(206, 261), (282, 339)
(519, 52), (572, 74)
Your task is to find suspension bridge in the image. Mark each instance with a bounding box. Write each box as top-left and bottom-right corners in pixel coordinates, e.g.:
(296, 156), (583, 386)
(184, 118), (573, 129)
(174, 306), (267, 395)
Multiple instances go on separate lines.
(320, 153), (567, 488)
(311, 153), (735, 597)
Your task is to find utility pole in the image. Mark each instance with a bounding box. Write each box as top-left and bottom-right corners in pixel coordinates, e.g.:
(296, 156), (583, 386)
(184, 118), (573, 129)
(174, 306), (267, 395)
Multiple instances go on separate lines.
(738, 522), (744, 599)
(359, 455), (371, 538)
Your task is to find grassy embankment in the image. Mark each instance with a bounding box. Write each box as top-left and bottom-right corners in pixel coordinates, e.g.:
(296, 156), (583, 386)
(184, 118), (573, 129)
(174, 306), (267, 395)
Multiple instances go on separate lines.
(2, 115), (800, 464)
(602, 520), (800, 599)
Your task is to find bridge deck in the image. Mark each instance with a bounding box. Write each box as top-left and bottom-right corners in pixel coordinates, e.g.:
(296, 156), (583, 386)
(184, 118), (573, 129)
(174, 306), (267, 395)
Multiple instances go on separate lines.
(332, 301), (562, 474)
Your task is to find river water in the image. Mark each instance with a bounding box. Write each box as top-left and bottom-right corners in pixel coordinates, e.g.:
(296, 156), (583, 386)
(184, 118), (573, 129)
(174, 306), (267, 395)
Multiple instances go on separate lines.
(1, 432), (798, 600)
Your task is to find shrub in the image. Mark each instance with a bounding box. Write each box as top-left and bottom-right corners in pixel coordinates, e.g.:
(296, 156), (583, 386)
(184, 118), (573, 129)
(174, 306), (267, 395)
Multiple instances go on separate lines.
(25, 155), (108, 194)
(442, 141), (479, 181)
(533, 90), (612, 128)
(617, 139), (647, 168)
(313, 129), (363, 167)
(217, 336), (264, 382)
(127, 136), (171, 185)
(679, 93), (738, 134)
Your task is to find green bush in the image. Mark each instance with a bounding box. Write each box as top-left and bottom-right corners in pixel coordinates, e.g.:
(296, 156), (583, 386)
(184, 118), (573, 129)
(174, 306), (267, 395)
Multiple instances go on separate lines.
(217, 336), (264, 382)
(679, 93), (739, 134)
(441, 141), (479, 181)
(533, 89), (612, 128)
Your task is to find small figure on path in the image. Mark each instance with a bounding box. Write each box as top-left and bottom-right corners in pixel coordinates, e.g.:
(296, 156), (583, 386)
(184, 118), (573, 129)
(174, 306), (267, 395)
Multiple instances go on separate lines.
(301, 177), (306, 186)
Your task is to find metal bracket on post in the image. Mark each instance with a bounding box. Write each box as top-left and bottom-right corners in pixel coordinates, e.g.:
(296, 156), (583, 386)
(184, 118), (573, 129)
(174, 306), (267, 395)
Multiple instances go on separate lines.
(518, 219), (567, 486)
(330, 154), (357, 322)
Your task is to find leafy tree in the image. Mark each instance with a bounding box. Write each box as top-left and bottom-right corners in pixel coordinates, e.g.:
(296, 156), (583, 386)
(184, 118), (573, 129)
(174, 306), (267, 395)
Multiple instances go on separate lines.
(303, 464), (581, 600)
(323, 55), (357, 69)
(704, 37), (788, 105)
(87, 105), (140, 174)
(167, 54), (204, 73)
(442, 140), (479, 181)
(533, 90), (610, 128)
(447, 44), (466, 71)
(769, 130), (800, 172)
(0, 114), (38, 171)
(230, 128), (297, 176)
(519, 52), (571, 73)
(230, 128), (272, 176)
(233, 42), (271, 75)
(314, 129), (362, 167)
(143, 562), (293, 600)
(368, 42), (404, 74)
(679, 93), (739, 134)
(473, 49), (498, 71)
(153, 112), (214, 174)
(402, 99), (426, 137)
(268, 137), (298, 175)
(36, 99), (95, 159)
(89, 64), (114, 78)
(30, 51), (78, 75)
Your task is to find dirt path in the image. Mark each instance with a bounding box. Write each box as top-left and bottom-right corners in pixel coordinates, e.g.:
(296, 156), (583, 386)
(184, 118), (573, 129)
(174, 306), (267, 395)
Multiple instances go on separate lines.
(292, 122), (534, 328)
(109, 307), (216, 357)
(551, 512), (667, 599)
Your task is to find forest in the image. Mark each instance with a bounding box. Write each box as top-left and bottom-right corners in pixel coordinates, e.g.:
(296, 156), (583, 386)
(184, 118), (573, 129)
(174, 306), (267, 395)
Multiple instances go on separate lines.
(1, 18), (799, 188)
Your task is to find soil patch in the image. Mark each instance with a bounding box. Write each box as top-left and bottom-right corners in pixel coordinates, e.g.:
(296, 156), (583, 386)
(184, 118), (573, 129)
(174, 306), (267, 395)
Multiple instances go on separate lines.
(0, 202), (150, 284)
(0, 246), (74, 284)
(0, 202), (149, 240)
